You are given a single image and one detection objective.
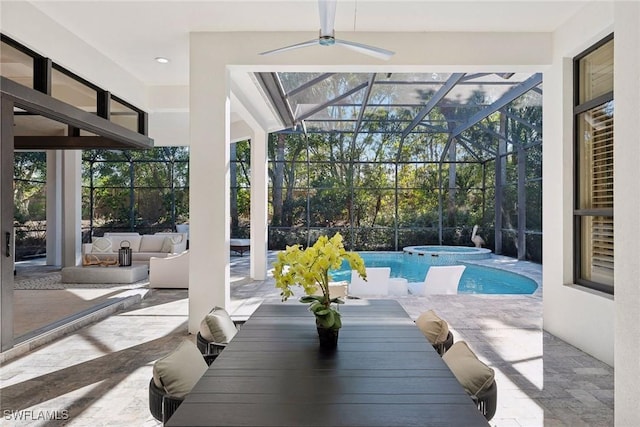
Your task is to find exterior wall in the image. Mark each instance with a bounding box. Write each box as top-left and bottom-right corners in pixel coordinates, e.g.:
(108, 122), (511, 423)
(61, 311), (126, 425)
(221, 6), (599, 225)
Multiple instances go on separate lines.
(543, 0), (615, 366)
(543, 7), (640, 406)
(613, 3), (640, 424)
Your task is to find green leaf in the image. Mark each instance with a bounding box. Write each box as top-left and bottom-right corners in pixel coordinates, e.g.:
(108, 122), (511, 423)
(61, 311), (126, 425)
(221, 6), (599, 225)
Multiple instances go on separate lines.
(316, 310), (335, 328)
(330, 297), (344, 304)
(308, 301), (323, 313)
(333, 312), (342, 329)
(300, 295), (323, 304)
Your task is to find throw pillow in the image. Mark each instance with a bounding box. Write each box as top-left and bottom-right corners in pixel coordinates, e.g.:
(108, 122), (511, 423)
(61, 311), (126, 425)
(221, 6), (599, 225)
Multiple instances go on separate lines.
(442, 341), (495, 397)
(199, 307), (238, 344)
(91, 237), (112, 253)
(415, 309), (449, 344)
(106, 235), (142, 253)
(152, 340), (208, 398)
(161, 235), (182, 253)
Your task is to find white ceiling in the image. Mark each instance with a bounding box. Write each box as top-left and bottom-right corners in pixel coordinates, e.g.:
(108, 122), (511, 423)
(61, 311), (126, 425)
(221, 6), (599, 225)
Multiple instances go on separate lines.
(30, 1), (589, 86)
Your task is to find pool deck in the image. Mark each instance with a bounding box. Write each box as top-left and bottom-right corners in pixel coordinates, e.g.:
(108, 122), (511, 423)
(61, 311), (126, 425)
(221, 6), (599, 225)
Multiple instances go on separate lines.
(1, 253), (613, 427)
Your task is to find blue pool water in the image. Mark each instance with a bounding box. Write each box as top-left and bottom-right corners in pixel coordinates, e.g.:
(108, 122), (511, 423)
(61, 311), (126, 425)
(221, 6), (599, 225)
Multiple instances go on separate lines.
(330, 252), (537, 295)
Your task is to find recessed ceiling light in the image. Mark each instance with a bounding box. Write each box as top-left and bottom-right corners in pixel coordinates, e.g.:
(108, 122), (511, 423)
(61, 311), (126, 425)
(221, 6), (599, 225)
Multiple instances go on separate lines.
(155, 57), (170, 64)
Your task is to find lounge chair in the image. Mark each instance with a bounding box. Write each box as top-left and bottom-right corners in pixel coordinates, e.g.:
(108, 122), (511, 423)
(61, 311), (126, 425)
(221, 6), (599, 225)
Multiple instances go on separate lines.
(407, 265), (466, 295)
(348, 267), (391, 297)
(149, 250), (189, 288)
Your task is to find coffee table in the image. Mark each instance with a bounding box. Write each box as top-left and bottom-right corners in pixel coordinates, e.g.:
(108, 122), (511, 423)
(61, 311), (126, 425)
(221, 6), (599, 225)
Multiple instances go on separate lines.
(61, 264), (148, 284)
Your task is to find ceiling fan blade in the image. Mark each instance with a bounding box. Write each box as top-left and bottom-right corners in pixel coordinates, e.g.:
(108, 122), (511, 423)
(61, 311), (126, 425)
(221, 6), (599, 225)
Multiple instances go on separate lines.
(318, 0), (337, 37)
(335, 39), (395, 61)
(259, 40), (319, 56)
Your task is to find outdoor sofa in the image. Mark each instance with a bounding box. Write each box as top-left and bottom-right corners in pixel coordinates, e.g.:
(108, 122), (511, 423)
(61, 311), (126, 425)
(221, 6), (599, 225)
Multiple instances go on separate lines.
(82, 232), (188, 264)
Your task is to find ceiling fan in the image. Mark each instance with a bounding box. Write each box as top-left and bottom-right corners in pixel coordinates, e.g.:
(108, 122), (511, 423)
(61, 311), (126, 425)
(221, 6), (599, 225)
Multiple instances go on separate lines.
(259, 0), (395, 60)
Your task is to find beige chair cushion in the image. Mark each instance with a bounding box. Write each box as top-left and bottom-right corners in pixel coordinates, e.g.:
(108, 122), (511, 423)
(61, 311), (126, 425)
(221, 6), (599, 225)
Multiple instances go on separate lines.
(442, 341), (495, 396)
(199, 307), (238, 344)
(91, 237), (112, 253)
(415, 310), (449, 344)
(152, 340), (208, 398)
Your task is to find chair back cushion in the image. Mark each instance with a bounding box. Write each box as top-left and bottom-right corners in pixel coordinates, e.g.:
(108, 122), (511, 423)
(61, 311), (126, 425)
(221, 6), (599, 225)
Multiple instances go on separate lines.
(199, 307), (238, 344)
(442, 341), (495, 396)
(415, 310), (449, 344)
(152, 340), (208, 398)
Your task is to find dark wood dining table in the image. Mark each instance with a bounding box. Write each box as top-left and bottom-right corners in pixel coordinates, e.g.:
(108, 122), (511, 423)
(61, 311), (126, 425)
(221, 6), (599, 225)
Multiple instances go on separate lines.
(167, 299), (489, 426)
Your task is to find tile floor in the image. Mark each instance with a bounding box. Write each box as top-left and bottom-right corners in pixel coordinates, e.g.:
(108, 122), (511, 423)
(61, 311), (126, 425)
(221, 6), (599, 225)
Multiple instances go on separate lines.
(0, 255), (614, 426)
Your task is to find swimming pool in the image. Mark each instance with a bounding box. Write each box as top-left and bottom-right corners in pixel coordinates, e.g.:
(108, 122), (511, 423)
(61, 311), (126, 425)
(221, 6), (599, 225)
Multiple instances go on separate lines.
(330, 252), (538, 295)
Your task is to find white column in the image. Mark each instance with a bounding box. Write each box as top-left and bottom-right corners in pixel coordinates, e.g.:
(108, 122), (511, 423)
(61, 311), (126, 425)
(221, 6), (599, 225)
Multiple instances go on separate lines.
(61, 150), (82, 267)
(46, 150), (62, 266)
(250, 129), (268, 280)
(188, 34), (231, 333)
(614, 2), (640, 424)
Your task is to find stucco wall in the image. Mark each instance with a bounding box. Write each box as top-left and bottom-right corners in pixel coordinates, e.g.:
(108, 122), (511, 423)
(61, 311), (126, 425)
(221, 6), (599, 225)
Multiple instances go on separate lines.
(613, 3), (640, 425)
(543, 0), (615, 366)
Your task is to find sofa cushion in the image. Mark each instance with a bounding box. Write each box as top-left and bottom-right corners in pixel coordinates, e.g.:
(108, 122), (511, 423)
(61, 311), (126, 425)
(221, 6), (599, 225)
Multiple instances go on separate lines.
(91, 237), (112, 253)
(139, 234), (166, 252)
(152, 340), (208, 398)
(442, 341), (495, 397)
(199, 307), (237, 344)
(415, 310), (449, 345)
(133, 252), (168, 262)
(109, 235), (142, 253)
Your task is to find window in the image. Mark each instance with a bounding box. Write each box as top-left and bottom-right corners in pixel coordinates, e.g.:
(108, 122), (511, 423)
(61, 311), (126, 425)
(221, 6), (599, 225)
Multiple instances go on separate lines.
(574, 35), (614, 294)
(51, 65), (98, 113)
(0, 37), (35, 88)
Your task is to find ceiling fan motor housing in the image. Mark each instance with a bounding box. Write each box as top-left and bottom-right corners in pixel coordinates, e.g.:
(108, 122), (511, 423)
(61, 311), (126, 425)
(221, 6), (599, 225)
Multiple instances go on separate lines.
(319, 30), (336, 46)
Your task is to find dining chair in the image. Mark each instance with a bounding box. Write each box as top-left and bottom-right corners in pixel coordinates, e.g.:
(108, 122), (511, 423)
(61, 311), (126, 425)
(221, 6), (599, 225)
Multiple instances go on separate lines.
(415, 309), (454, 355)
(196, 306), (244, 356)
(442, 340), (497, 421)
(149, 340), (215, 423)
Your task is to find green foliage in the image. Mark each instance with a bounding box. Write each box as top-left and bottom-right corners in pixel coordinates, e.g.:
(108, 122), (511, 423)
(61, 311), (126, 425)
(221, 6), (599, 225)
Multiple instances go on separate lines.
(14, 152), (46, 223)
(82, 147), (189, 233)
